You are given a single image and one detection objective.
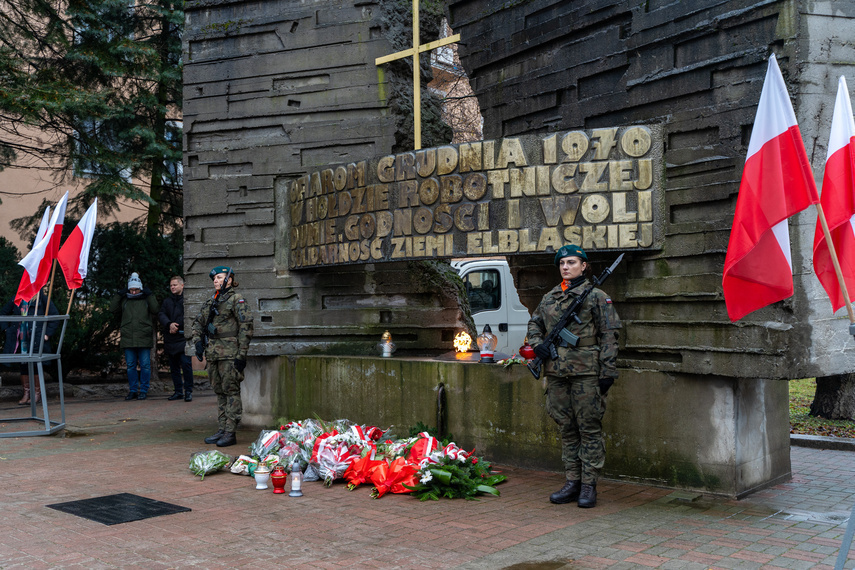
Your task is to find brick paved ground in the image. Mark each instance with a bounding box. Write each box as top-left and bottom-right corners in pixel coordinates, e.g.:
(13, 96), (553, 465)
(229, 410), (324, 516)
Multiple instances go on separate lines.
(1, 394), (854, 569)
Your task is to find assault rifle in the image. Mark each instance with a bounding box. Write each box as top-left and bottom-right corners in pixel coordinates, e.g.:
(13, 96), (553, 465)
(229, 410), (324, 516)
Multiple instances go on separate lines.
(527, 254), (624, 379)
(196, 268), (233, 361)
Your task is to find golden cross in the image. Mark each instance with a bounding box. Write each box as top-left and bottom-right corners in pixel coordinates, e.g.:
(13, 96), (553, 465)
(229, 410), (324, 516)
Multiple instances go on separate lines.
(375, 0), (460, 150)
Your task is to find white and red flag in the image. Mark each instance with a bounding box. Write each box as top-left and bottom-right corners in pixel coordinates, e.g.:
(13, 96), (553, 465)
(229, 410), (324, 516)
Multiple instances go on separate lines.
(33, 206), (51, 247)
(812, 76), (855, 312)
(57, 199), (98, 289)
(722, 54), (820, 321)
(45, 191), (68, 259)
(14, 192), (69, 304)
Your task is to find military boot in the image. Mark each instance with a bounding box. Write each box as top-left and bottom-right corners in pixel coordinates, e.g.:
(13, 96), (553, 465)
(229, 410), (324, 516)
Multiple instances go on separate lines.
(204, 429), (225, 444)
(577, 483), (597, 508)
(549, 480), (581, 504)
(216, 432), (237, 447)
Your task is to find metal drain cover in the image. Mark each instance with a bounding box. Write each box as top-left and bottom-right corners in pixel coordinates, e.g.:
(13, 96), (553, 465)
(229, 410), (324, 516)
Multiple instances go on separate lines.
(47, 493), (190, 525)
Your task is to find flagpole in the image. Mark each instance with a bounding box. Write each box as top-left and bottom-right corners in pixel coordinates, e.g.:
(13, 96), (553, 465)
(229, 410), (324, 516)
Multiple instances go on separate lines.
(66, 288), (76, 315)
(815, 203), (855, 323)
(44, 260), (57, 317)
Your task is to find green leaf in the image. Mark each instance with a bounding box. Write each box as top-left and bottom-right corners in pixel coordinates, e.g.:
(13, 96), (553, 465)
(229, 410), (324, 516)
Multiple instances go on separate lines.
(429, 468), (452, 485)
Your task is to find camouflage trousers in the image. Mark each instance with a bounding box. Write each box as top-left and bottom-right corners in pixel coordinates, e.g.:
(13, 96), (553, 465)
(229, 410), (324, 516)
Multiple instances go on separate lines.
(209, 359), (244, 433)
(545, 374), (606, 485)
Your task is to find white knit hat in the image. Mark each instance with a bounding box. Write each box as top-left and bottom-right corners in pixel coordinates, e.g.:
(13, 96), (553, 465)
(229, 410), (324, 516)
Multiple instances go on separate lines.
(127, 272), (143, 290)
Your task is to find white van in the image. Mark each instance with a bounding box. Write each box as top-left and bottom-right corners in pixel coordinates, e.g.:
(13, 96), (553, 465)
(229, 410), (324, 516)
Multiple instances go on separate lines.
(451, 258), (531, 356)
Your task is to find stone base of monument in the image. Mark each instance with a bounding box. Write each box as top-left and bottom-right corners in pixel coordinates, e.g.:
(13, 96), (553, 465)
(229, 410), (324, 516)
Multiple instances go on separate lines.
(432, 350), (511, 362)
(604, 369), (791, 498)
(240, 355), (790, 498)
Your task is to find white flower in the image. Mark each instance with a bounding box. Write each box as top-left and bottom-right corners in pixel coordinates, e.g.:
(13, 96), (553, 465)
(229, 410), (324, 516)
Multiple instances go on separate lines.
(420, 471), (433, 484)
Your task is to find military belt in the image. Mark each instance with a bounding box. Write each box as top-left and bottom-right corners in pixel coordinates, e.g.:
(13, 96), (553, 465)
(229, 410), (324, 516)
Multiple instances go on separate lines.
(210, 333), (237, 339)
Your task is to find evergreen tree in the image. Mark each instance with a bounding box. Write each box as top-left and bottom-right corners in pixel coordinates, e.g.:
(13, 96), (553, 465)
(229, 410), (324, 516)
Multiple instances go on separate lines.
(57, 222), (183, 371)
(0, 236), (21, 303)
(0, 0), (183, 233)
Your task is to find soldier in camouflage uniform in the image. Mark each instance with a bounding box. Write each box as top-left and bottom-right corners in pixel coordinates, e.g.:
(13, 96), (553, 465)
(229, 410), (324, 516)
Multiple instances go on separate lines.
(191, 266), (254, 447)
(527, 245), (620, 508)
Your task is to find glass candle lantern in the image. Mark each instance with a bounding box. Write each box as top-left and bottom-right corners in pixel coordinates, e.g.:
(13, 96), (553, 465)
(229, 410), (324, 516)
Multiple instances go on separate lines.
(377, 330), (396, 357)
(476, 324), (498, 363)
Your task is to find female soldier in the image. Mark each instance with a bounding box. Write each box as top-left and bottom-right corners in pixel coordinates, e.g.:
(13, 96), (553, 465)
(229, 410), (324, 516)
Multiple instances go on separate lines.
(527, 245), (620, 508)
(191, 266), (253, 447)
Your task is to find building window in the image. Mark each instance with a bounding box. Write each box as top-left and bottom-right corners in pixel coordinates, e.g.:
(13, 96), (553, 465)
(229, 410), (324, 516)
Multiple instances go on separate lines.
(73, 118), (131, 181)
(163, 120), (182, 188)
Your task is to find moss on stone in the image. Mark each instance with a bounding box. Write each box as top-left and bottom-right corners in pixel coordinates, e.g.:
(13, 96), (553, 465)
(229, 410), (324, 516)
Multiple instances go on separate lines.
(408, 259), (477, 338)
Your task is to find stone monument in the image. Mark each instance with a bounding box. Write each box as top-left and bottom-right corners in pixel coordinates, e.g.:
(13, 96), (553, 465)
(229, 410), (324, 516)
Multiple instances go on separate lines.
(183, 0), (855, 496)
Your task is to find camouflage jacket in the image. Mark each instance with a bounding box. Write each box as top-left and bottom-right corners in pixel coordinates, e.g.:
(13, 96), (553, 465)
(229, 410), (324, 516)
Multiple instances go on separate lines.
(527, 279), (621, 379)
(191, 288), (254, 362)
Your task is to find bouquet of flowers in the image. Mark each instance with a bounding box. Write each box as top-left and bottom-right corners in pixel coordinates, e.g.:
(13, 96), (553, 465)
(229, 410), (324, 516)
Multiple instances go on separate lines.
(189, 450), (232, 480)
(280, 419), (325, 444)
(362, 425), (388, 441)
(375, 436), (416, 461)
(315, 443), (357, 485)
(496, 354), (526, 368)
(229, 454), (258, 475)
(258, 454), (280, 471)
(369, 457), (419, 498)
(406, 432), (439, 463)
(405, 447), (506, 501)
(248, 430), (282, 458)
(253, 418), (508, 501)
(311, 425), (373, 486)
(277, 420), (321, 479)
(343, 453), (384, 490)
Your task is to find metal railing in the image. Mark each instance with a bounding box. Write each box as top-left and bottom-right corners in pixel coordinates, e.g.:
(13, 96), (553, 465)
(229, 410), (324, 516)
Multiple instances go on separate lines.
(0, 314), (69, 437)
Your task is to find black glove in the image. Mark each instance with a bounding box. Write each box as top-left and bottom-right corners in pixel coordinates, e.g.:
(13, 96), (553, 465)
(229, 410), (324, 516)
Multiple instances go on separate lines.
(233, 359), (246, 372)
(533, 343), (551, 360)
(598, 377), (614, 395)
(195, 341), (204, 361)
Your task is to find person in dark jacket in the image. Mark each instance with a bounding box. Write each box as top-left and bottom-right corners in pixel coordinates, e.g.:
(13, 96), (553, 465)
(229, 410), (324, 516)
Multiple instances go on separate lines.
(1, 289), (60, 405)
(159, 276), (193, 402)
(109, 272), (158, 400)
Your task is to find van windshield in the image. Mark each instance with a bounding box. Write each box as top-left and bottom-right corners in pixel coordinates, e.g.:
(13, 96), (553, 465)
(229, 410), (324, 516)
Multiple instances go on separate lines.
(463, 269), (501, 313)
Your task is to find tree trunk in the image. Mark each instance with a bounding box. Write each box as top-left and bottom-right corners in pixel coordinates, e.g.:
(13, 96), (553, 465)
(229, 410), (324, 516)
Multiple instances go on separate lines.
(145, 11), (172, 233)
(810, 373), (855, 419)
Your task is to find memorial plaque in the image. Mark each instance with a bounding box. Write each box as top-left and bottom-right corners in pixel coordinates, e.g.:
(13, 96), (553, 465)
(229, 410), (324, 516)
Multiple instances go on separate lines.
(286, 125), (663, 269)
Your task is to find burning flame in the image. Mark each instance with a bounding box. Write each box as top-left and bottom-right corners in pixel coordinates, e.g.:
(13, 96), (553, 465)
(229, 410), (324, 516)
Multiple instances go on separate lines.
(453, 331), (473, 352)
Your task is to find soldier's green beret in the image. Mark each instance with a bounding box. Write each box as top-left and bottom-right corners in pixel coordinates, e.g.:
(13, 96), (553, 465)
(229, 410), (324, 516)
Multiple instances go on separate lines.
(554, 245), (588, 265)
(209, 266), (233, 280)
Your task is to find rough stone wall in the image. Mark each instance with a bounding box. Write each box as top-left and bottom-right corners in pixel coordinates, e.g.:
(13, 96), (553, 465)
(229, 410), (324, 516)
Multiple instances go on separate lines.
(446, 0), (855, 379)
(182, 0), (465, 356)
(795, 2), (855, 375)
